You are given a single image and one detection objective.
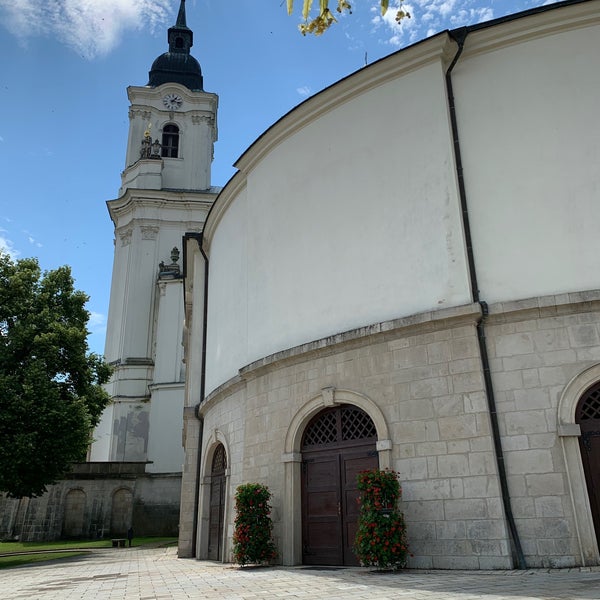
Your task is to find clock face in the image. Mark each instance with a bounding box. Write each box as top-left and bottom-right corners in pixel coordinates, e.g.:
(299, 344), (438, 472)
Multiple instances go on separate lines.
(162, 93), (183, 110)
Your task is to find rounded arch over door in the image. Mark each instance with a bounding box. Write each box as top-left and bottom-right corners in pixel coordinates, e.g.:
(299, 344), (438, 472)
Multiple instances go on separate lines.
(558, 364), (600, 565)
(208, 443), (227, 561)
(63, 489), (86, 538)
(110, 488), (133, 537)
(282, 387), (392, 566)
(576, 382), (600, 545)
(301, 404), (378, 566)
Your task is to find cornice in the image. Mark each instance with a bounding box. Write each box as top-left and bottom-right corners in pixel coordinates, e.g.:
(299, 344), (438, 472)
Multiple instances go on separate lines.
(461, 0), (599, 59)
(203, 302), (482, 407)
(127, 83), (218, 111)
(201, 172), (247, 252)
(107, 188), (217, 224)
(201, 34), (456, 252)
(233, 33), (456, 177)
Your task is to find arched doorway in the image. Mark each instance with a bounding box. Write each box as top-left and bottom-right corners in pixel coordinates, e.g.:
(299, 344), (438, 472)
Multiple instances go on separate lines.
(208, 444), (227, 560)
(63, 489), (86, 538)
(110, 488), (132, 537)
(576, 382), (600, 543)
(301, 404), (378, 565)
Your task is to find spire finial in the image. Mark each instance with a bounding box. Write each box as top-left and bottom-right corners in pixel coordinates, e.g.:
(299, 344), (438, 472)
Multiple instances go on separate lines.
(176, 0), (187, 28)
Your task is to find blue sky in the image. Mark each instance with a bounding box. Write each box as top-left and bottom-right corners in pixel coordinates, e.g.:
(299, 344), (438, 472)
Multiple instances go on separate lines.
(0, 0), (558, 354)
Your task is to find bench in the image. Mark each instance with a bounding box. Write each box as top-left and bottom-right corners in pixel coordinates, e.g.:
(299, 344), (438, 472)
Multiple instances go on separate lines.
(112, 538), (127, 548)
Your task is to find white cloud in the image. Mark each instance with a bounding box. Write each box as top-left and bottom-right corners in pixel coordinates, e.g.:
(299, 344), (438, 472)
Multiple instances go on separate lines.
(88, 310), (107, 331)
(0, 0), (172, 59)
(369, 0), (495, 47)
(27, 235), (43, 248)
(0, 234), (19, 258)
(296, 86), (312, 97)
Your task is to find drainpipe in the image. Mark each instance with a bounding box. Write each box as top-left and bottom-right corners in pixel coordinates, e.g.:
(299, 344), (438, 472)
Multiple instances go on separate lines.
(183, 232), (209, 558)
(445, 27), (526, 570)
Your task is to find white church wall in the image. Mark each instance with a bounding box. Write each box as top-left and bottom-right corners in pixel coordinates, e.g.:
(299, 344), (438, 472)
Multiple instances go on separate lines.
(205, 184), (249, 394)
(146, 385), (185, 473)
(103, 229), (130, 364)
(204, 54), (473, 393)
(454, 13), (600, 304)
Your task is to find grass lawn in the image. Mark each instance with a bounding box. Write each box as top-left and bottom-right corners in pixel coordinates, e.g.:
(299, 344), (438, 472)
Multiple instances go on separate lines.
(0, 537), (177, 569)
(0, 551), (90, 569)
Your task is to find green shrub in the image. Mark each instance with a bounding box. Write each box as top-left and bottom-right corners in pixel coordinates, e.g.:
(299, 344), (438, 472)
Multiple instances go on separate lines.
(354, 468), (409, 570)
(232, 483), (277, 566)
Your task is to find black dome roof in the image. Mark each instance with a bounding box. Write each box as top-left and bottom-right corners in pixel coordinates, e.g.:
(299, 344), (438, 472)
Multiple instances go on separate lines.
(147, 0), (203, 91)
(148, 52), (203, 90)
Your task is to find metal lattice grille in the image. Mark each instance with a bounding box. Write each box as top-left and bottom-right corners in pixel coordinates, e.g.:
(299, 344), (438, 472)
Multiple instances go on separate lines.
(302, 405), (376, 448)
(579, 386), (600, 421)
(342, 407), (377, 441)
(212, 444), (227, 473)
(303, 412), (338, 446)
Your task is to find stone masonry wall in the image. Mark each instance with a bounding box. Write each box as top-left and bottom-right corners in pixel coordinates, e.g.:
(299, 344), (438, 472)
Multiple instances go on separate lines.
(200, 306), (514, 569)
(197, 298), (600, 568)
(0, 471), (181, 541)
(486, 297), (600, 568)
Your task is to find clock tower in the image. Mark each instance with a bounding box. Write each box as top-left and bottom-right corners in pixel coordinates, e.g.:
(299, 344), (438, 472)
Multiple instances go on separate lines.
(90, 0), (218, 487)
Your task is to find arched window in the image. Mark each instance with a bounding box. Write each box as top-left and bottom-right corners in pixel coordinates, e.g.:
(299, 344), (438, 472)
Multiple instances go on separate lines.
(161, 124), (179, 158)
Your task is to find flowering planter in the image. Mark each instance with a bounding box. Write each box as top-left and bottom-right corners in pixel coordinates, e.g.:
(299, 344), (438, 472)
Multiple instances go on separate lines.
(232, 483), (277, 566)
(354, 468), (409, 570)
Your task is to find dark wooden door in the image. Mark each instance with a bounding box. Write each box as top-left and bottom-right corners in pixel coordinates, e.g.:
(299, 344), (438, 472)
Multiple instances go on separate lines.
(301, 405), (379, 565)
(576, 384), (600, 544)
(302, 453), (343, 564)
(208, 444), (227, 560)
(341, 450), (378, 564)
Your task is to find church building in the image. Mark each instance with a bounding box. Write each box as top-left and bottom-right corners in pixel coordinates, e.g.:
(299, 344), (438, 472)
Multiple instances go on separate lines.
(2, 1), (599, 570)
(179, 0), (600, 570)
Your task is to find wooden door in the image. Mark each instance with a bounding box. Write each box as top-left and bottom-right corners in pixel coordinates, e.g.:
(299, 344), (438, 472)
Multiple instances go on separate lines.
(208, 444), (227, 560)
(301, 405), (378, 566)
(576, 384), (600, 543)
(302, 453), (343, 564)
(341, 450), (379, 565)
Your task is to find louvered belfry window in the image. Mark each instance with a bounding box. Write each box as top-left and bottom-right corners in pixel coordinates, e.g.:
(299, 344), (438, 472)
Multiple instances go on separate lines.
(577, 383), (600, 421)
(302, 405), (377, 449)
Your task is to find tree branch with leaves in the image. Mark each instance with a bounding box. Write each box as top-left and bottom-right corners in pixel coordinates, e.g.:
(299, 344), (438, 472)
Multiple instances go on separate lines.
(287, 0), (410, 36)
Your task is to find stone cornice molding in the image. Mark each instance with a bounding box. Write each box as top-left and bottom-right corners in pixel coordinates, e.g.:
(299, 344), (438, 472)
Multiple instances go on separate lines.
(127, 83), (218, 114)
(461, 0), (600, 60)
(486, 289), (600, 324)
(201, 34), (456, 250)
(107, 188), (217, 225)
(233, 34), (456, 178)
(203, 302), (481, 406)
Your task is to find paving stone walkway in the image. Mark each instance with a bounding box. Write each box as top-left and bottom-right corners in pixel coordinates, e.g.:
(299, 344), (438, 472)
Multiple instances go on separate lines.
(1, 547), (600, 600)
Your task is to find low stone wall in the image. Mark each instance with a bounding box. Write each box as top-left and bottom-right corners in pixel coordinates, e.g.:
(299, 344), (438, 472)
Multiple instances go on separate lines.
(0, 463), (181, 542)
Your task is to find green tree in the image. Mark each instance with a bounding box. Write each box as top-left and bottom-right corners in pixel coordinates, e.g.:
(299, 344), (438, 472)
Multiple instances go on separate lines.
(0, 253), (111, 498)
(287, 0), (410, 35)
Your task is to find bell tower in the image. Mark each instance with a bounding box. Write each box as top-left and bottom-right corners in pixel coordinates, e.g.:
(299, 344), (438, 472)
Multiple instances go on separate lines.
(90, 0), (218, 474)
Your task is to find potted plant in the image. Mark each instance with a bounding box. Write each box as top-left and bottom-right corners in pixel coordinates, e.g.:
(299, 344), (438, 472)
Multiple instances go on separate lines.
(354, 468), (409, 570)
(232, 483), (277, 566)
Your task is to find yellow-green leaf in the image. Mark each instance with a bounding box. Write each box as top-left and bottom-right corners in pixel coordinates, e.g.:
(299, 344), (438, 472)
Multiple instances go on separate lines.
(287, 0), (294, 16)
(381, 0), (389, 16)
(302, 0), (313, 20)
